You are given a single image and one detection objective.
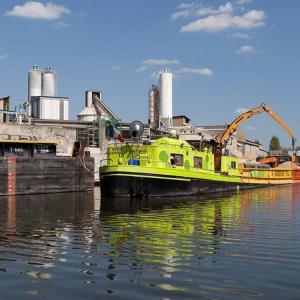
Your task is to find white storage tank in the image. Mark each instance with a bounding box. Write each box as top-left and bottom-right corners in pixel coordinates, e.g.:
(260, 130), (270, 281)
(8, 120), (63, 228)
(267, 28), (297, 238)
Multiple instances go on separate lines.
(28, 65), (42, 100)
(42, 67), (56, 97)
(159, 69), (172, 128)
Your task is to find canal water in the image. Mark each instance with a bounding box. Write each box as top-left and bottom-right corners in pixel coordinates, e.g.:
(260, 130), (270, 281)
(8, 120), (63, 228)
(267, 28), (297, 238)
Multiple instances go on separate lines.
(1, 186), (300, 299)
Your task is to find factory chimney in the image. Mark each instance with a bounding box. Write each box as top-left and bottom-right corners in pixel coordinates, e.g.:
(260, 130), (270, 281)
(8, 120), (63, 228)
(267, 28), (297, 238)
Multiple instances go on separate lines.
(159, 69), (173, 129)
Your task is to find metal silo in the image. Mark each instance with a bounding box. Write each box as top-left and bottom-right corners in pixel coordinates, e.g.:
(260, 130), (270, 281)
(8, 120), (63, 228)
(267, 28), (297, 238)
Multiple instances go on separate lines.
(42, 66), (56, 97)
(159, 69), (172, 128)
(148, 87), (155, 125)
(28, 65), (42, 100)
(148, 84), (160, 129)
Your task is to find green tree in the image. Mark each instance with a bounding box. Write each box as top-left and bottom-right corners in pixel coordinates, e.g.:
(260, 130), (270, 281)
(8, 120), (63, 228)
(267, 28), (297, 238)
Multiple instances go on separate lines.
(269, 136), (281, 151)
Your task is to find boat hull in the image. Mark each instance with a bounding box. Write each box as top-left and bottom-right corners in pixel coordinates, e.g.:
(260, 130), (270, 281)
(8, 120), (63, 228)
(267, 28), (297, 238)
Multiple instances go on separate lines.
(100, 173), (266, 198)
(100, 136), (300, 198)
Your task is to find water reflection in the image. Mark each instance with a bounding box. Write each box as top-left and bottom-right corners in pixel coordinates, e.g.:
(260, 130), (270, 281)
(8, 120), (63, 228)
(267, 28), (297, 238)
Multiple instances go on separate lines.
(0, 191), (101, 299)
(100, 186), (300, 298)
(0, 186), (299, 299)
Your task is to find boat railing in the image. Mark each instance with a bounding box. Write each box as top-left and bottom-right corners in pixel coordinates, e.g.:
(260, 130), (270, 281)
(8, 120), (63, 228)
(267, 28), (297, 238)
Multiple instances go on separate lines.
(100, 158), (113, 167)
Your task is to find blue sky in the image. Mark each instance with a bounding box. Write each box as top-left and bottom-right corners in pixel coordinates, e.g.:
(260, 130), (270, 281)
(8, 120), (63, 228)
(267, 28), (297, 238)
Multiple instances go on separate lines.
(0, 0), (299, 148)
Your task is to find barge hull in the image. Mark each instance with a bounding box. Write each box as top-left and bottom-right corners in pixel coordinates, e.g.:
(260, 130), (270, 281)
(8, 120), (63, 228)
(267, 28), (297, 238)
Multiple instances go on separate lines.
(0, 157), (94, 196)
(101, 174), (265, 198)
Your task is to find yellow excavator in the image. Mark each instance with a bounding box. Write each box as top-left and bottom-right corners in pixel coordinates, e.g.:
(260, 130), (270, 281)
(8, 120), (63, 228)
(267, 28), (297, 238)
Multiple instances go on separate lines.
(216, 103), (296, 150)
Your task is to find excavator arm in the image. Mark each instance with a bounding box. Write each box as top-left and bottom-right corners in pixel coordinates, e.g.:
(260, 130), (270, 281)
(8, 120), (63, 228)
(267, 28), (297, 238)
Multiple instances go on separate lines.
(217, 103), (295, 149)
(262, 105), (295, 148)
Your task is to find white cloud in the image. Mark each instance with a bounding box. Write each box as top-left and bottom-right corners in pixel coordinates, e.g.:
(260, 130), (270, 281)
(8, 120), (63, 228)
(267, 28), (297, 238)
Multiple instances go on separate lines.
(218, 2), (234, 14)
(171, 9), (191, 20)
(245, 125), (256, 130)
(235, 107), (249, 114)
(138, 57), (213, 79)
(172, 2), (234, 20)
(142, 58), (180, 65)
(196, 2), (233, 17)
(135, 66), (148, 72)
(236, 45), (257, 54)
(236, 0), (252, 5)
(110, 65), (121, 72)
(181, 10), (265, 32)
(136, 58), (180, 74)
(178, 3), (196, 9)
(232, 32), (250, 39)
(0, 53), (8, 60)
(5, 1), (70, 20)
(175, 67), (214, 76)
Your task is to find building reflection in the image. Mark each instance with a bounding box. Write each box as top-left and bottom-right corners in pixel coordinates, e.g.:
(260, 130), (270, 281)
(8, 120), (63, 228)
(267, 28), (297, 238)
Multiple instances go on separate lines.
(0, 190), (98, 281)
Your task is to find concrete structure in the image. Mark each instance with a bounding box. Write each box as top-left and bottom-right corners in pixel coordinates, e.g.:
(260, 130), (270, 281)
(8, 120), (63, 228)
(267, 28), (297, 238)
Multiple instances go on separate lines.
(31, 96), (69, 121)
(159, 69), (173, 129)
(0, 122), (76, 156)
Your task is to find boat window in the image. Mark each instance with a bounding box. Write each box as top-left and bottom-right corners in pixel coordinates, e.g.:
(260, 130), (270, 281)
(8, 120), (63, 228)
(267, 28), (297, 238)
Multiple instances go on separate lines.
(231, 161), (237, 169)
(170, 154), (183, 166)
(194, 157), (203, 169)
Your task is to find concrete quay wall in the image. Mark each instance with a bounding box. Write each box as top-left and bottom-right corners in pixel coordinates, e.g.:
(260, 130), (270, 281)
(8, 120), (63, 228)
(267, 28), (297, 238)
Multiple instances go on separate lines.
(0, 123), (76, 156)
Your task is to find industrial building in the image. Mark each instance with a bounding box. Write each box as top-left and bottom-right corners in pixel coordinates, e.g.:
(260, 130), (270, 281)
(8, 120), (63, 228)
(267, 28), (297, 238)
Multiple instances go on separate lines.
(147, 68), (264, 162)
(0, 64), (268, 186)
(0, 66), (126, 182)
(28, 65), (69, 121)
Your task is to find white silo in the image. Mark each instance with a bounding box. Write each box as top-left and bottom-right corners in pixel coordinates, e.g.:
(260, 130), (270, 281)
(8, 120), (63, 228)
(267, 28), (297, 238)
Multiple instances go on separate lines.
(159, 69), (172, 128)
(28, 65), (42, 100)
(42, 66), (56, 97)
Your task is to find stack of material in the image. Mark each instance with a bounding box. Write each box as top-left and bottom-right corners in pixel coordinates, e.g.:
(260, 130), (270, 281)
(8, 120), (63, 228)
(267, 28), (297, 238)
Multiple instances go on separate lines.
(276, 161), (300, 169)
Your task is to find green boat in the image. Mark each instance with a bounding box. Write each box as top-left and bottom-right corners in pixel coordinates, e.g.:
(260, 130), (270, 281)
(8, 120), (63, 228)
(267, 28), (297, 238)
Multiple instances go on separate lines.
(100, 104), (300, 198)
(100, 136), (300, 198)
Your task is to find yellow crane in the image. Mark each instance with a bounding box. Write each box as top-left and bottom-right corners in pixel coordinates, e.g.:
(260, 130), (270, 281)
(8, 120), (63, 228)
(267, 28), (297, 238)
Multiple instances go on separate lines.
(216, 103), (296, 150)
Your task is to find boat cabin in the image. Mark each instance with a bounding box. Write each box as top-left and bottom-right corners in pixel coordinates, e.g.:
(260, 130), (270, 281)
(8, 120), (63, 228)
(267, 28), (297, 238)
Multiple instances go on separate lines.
(106, 137), (240, 176)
